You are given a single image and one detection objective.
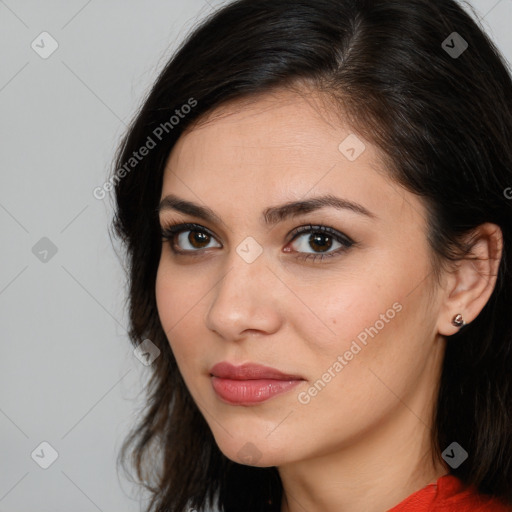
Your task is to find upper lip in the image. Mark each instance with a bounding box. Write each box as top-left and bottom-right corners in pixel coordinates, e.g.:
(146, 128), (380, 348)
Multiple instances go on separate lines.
(210, 362), (304, 380)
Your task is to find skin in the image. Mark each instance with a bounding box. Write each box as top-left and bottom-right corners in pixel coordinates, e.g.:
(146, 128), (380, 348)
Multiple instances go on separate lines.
(155, 88), (503, 512)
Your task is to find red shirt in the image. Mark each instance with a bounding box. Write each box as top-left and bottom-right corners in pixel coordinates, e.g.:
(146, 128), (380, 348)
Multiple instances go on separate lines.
(387, 474), (512, 511)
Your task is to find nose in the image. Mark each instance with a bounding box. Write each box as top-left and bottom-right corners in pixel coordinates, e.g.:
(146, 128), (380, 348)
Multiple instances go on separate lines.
(204, 249), (283, 341)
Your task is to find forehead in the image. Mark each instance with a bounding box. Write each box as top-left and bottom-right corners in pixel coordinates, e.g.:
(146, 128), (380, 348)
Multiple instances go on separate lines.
(174, 89), (359, 160)
(160, 88), (425, 229)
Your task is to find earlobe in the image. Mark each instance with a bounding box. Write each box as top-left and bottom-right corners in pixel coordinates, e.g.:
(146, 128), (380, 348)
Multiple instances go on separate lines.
(437, 223), (503, 337)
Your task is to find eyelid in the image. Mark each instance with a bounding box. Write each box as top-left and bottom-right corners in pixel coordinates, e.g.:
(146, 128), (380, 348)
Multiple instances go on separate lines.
(161, 222), (215, 237)
(287, 224), (354, 246)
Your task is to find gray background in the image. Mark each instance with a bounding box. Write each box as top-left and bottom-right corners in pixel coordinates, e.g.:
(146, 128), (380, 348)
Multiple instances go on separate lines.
(0, 1), (511, 511)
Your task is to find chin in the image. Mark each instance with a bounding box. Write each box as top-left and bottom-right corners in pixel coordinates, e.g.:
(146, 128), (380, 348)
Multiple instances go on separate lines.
(211, 430), (298, 468)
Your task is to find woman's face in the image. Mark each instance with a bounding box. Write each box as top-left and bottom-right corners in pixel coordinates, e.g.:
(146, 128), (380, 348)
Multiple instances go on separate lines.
(155, 89), (446, 468)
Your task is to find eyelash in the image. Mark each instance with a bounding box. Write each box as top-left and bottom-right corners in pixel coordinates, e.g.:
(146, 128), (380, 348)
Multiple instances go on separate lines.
(160, 222), (355, 263)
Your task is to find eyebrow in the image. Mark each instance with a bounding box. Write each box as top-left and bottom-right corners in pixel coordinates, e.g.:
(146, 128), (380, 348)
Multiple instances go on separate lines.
(158, 193), (376, 226)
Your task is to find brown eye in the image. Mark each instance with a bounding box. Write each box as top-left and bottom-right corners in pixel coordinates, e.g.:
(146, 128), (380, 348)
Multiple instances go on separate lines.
(187, 230), (211, 249)
(289, 225), (352, 256)
(307, 233), (334, 253)
(161, 223), (221, 253)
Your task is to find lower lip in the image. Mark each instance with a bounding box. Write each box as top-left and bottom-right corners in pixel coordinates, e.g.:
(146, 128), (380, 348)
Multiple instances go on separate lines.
(211, 377), (302, 405)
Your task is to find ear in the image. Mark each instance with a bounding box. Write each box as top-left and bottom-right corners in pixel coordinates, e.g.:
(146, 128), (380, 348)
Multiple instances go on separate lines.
(437, 223), (503, 336)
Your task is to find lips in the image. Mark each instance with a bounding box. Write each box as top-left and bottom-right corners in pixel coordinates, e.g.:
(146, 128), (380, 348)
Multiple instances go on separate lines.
(209, 362), (304, 405)
(210, 362), (303, 380)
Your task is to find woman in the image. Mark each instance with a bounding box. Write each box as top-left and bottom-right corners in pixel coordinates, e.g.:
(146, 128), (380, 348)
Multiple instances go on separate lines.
(111, 0), (512, 510)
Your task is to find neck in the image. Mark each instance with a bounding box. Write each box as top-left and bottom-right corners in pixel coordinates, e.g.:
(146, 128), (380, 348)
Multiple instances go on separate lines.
(278, 387), (448, 512)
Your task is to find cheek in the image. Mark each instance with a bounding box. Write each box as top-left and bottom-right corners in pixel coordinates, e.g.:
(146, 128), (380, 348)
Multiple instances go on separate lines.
(155, 261), (200, 360)
(155, 263), (177, 334)
(294, 259), (429, 390)
(155, 254), (208, 329)
(155, 257), (219, 395)
(319, 284), (432, 402)
(288, 268), (402, 358)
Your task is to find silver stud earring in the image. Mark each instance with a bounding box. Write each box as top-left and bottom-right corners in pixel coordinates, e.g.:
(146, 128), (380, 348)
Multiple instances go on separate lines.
(452, 313), (465, 328)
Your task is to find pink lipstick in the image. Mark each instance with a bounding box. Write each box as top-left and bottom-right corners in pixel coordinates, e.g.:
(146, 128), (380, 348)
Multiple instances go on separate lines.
(210, 362), (304, 405)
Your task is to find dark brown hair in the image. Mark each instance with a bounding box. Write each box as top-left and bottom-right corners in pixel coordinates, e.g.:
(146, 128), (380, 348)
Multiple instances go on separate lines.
(111, 1), (512, 510)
